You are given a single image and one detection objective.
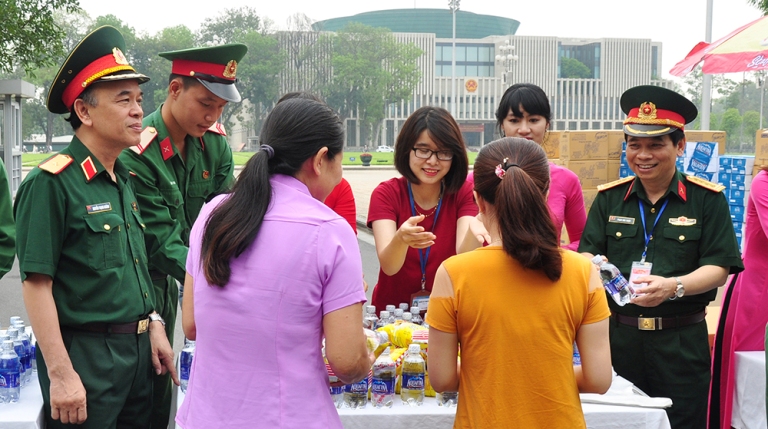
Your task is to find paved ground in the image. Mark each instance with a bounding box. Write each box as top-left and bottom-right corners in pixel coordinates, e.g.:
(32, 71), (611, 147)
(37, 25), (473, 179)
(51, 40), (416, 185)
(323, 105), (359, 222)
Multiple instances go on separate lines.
(340, 166), (401, 231)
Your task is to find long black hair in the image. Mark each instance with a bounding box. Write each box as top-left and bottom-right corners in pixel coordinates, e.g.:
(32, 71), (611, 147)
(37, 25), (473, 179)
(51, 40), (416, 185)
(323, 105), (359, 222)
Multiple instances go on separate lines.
(201, 97), (344, 287)
(473, 137), (562, 281)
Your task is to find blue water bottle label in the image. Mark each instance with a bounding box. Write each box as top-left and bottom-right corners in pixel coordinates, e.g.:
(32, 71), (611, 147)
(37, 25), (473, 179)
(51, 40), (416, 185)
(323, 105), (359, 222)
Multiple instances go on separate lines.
(0, 370), (19, 388)
(604, 276), (628, 294)
(330, 385), (343, 394)
(349, 379), (368, 393)
(371, 378), (395, 395)
(180, 350), (193, 380)
(402, 373), (425, 390)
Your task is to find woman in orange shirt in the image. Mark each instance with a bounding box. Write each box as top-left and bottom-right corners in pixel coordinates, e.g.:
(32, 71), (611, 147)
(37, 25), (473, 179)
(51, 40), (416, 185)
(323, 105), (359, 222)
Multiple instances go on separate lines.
(427, 138), (612, 428)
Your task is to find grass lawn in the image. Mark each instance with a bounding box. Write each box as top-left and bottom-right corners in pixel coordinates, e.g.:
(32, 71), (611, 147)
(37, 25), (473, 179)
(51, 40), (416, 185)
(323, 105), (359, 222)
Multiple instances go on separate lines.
(21, 153), (54, 167)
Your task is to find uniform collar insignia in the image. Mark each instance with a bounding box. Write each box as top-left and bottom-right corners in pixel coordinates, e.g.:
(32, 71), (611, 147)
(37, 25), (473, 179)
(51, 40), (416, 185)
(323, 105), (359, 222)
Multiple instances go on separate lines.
(160, 137), (174, 161)
(80, 156), (98, 182)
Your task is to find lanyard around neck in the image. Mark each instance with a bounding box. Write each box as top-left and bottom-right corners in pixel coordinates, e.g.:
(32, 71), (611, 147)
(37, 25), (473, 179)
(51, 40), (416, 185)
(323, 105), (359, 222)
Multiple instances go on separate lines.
(638, 198), (669, 263)
(408, 182), (444, 290)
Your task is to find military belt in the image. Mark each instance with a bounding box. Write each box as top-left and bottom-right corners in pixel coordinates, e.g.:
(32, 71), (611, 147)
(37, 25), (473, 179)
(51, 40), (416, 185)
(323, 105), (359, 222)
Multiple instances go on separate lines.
(612, 310), (706, 331)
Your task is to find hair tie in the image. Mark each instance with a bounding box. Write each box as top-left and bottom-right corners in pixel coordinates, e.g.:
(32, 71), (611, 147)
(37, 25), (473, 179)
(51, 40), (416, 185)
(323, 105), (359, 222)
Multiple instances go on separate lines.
(494, 157), (520, 179)
(260, 144), (274, 159)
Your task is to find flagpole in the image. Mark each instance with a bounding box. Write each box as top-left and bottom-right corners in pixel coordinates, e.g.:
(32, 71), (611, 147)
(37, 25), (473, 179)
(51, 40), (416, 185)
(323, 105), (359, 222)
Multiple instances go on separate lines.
(701, 0), (713, 130)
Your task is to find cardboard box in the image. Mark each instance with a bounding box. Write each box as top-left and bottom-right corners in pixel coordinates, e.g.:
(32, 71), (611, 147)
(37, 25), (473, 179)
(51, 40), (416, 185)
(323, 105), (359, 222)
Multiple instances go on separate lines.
(606, 131), (624, 159)
(560, 131), (609, 161)
(549, 158), (566, 166)
(607, 160), (620, 181)
(753, 159), (768, 177)
(685, 130), (726, 155)
(582, 189), (599, 213)
(567, 160), (609, 189)
(756, 129), (768, 159)
(542, 131), (562, 159)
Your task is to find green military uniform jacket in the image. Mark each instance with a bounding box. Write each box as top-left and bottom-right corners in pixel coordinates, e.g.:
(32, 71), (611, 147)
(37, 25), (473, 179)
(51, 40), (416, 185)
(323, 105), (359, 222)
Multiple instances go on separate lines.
(579, 171), (743, 318)
(14, 136), (154, 325)
(0, 160), (15, 279)
(118, 107), (235, 282)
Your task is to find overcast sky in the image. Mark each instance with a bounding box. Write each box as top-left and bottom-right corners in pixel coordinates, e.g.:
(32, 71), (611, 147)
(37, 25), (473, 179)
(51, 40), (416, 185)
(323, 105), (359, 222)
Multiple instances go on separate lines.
(78, 0), (763, 81)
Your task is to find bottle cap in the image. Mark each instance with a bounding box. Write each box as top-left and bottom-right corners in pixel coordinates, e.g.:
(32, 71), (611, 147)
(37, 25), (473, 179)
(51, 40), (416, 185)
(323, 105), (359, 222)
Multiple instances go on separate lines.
(408, 344), (421, 353)
(403, 312), (412, 321)
(410, 306), (420, 314)
(386, 305), (396, 312)
(366, 305), (376, 314)
(380, 311), (390, 319)
(399, 303), (409, 310)
(6, 328), (18, 339)
(591, 255), (604, 265)
(394, 309), (404, 317)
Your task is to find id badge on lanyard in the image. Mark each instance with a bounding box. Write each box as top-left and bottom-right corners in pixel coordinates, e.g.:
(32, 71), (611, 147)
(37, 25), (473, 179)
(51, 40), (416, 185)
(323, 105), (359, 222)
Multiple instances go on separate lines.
(631, 198), (668, 291)
(407, 182), (443, 314)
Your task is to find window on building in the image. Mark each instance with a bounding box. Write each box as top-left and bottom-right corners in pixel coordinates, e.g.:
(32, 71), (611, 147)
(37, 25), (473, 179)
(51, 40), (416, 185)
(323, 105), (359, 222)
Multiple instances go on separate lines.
(436, 43), (495, 77)
(558, 42), (601, 79)
(651, 46), (659, 80)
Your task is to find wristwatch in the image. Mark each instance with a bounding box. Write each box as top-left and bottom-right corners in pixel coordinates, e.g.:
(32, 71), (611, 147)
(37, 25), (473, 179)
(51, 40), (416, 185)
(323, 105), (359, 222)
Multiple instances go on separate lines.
(669, 277), (685, 300)
(149, 313), (166, 326)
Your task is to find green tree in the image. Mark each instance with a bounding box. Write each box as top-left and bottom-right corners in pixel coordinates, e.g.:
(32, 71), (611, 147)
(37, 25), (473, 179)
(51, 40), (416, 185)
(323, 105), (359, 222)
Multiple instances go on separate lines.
(0, 0), (81, 75)
(560, 57), (592, 79)
(320, 23), (422, 145)
(747, 0), (768, 14)
(742, 110), (760, 150)
(721, 108), (743, 150)
(198, 6), (262, 45)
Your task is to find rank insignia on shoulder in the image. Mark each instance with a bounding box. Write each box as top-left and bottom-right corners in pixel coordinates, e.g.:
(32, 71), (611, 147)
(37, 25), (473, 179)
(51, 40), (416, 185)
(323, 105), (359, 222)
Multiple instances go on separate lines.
(207, 122), (227, 136)
(131, 127), (158, 155)
(686, 175), (725, 192)
(38, 154), (73, 174)
(597, 176), (634, 192)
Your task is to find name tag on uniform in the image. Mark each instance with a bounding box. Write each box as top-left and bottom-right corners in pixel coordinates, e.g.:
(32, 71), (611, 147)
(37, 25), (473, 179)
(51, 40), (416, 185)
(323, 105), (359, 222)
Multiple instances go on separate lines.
(86, 202), (112, 214)
(608, 215), (635, 225)
(669, 216), (697, 226)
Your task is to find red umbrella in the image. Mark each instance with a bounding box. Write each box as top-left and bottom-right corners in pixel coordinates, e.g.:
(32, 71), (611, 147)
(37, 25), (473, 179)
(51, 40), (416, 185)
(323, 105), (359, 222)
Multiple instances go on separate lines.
(670, 15), (768, 76)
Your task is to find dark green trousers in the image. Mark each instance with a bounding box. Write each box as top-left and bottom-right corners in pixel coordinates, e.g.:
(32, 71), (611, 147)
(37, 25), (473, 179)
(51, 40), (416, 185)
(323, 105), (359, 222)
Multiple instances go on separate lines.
(150, 276), (178, 429)
(37, 328), (153, 429)
(610, 317), (711, 429)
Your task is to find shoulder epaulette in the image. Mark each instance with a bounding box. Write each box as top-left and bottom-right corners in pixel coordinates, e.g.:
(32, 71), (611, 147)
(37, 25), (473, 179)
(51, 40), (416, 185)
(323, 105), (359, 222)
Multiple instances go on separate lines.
(130, 126), (158, 155)
(38, 154), (73, 175)
(597, 176), (634, 192)
(686, 175), (725, 192)
(207, 123), (227, 136)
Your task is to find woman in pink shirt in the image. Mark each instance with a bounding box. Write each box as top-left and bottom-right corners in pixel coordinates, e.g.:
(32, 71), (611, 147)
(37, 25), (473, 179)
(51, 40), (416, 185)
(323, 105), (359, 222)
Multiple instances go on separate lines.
(469, 83), (586, 249)
(177, 98), (372, 429)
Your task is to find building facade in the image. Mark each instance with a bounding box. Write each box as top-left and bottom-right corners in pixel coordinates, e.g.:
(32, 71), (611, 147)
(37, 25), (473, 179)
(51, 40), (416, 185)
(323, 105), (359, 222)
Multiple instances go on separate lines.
(273, 9), (672, 148)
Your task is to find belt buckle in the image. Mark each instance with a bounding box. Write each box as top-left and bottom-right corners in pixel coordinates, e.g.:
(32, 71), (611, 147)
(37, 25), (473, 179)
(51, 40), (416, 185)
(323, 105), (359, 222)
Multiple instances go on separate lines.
(638, 317), (660, 331)
(137, 319), (149, 334)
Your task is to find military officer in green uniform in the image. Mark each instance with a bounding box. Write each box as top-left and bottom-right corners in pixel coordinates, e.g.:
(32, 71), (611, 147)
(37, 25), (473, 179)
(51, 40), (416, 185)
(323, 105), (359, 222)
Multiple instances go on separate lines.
(579, 85), (743, 429)
(14, 26), (178, 428)
(118, 43), (246, 428)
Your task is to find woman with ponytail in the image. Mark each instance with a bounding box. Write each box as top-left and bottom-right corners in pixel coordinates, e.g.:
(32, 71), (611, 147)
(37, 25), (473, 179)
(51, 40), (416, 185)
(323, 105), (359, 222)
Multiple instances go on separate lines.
(427, 137), (612, 428)
(177, 97), (373, 429)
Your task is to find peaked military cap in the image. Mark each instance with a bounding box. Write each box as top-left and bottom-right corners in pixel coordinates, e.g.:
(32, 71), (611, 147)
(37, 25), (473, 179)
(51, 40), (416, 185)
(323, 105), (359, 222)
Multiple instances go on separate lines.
(159, 43), (248, 103)
(620, 85), (698, 137)
(47, 26), (149, 114)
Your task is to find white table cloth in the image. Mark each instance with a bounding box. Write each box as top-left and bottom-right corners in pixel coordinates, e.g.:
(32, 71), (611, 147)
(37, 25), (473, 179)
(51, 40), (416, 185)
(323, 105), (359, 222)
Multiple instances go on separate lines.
(0, 373), (44, 429)
(732, 351), (767, 429)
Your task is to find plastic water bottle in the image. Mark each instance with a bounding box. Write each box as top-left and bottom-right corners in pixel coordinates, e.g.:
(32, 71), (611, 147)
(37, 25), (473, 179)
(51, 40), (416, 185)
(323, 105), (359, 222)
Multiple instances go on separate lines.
(402, 312), (412, 323)
(401, 344), (425, 406)
(363, 305), (379, 330)
(8, 317), (21, 327)
(6, 329), (24, 389)
(29, 332), (36, 373)
(330, 385), (344, 408)
(410, 307), (423, 326)
(393, 309), (404, 322)
(573, 343), (581, 366)
(371, 347), (396, 408)
(343, 376), (369, 409)
(436, 391), (459, 407)
(179, 339), (195, 393)
(13, 325), (31, 386)
(591, 255), (635, 306)
(375, 311), (391, 330)
(0, 340), (20, 403)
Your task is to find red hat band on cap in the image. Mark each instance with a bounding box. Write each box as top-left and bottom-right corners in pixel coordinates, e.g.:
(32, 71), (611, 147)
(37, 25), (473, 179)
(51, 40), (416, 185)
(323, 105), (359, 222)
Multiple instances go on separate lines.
(623, 102), (686, 130)
(61, 48), (136, 111)
(171, 59), (237, 82)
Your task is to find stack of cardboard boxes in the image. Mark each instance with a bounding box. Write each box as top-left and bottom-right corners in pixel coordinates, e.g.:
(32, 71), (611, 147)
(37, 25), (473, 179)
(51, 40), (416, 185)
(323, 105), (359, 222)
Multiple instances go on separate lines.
(717, 155), (755, 251)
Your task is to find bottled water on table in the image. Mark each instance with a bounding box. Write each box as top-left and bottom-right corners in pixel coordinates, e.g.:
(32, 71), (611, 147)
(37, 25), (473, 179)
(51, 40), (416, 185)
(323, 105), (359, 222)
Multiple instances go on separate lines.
(0, 340), (20, 403)
(179, 339), (195, 393)
(436, 391), (458, 407)
(400, 344), (425, 406)
(572, 343), (581, 366)
(343, 376), (369, 409)
(363, 305), (379, 330)
(398, 303), (409, 312)
(371, 347), (396, 408)
(385, 305), (396, 314)
(591, 255), (635, 306)
(393, 309), (404, 322)
(410, 307), (423, 326)
(6, 329), (25, 389)
(330, 385), (344, 408)
(375, 311), (391, 330)
(12, 324), (31, 386)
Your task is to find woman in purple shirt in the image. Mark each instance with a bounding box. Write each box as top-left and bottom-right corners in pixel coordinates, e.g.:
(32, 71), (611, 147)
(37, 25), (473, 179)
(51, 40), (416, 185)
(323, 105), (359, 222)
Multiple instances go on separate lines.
(177, 98), (372, 429)
(470, 83), (586, 249)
